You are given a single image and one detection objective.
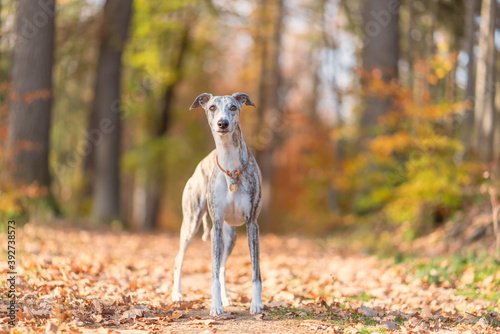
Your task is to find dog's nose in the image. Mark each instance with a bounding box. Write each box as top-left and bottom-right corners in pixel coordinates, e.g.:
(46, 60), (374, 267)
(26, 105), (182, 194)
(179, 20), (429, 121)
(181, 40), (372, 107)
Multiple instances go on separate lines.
(217, 119), (229, 130)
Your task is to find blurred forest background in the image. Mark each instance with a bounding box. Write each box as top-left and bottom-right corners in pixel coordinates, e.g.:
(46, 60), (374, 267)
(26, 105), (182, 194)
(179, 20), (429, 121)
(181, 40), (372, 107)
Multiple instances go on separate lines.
(1, 0), (500, 249)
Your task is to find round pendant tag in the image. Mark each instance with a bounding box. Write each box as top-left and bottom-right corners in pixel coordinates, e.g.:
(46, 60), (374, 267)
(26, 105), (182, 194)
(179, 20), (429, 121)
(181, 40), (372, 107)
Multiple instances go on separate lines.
(229, 183), (238, 192)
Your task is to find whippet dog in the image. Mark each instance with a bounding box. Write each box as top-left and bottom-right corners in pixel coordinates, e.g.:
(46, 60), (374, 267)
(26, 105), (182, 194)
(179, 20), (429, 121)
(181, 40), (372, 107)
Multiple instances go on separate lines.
(172, 93), (263, 316)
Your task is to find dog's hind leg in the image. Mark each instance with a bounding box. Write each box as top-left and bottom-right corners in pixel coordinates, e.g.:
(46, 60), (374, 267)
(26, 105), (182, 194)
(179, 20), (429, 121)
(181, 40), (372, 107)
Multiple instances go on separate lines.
(220, 223), (236, 306)
(172, 211), (204, 301)
(172, 181), (205, 302)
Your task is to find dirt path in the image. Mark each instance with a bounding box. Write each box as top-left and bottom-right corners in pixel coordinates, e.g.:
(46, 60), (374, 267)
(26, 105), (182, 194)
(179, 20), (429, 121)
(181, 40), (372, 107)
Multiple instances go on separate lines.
(1, 223), (498, 333)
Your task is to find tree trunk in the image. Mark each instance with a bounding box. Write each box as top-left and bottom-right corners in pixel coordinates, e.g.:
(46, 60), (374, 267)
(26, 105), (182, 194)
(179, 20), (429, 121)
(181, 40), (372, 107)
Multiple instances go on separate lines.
(427, 0), (438, 58)
(0, 0), (8, 112)
(138, 26), (191, 230)
(91, 0), (133, 223)
(464, 0), (478, 108)
(356, 0), (399, 214)
(462, 0), (478, 152)
(0, 0), (2, 85)
(360, 0), (399, 139)
(406, 0), (414, 88)
(83, 94), (98, 196)
(426, 0), (438, 99)
(6, 0), (55, 189)
(255, 0), (284, 226)
(473, 0), (496, 163)
(256, 0), (271, 138)
(494, 83), (500, 173)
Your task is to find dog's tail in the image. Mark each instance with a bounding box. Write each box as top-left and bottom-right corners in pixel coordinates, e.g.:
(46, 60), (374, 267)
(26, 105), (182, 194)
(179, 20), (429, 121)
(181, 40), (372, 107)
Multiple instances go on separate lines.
(201, 211), (210, 242)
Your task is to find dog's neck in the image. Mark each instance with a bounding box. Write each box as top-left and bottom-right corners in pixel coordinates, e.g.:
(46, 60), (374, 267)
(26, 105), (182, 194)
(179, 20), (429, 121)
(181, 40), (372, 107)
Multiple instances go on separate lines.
(212, 122), (249, 173)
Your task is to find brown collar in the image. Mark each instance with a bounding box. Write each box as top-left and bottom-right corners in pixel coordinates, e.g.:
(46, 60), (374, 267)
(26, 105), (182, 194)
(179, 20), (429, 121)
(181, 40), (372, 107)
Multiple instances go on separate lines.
(216, 147), (251, 178)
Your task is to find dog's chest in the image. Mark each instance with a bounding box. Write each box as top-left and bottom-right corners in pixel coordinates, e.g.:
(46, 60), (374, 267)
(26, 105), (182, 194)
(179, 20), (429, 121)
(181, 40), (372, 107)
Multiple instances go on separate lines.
(212, 177), (252, 226)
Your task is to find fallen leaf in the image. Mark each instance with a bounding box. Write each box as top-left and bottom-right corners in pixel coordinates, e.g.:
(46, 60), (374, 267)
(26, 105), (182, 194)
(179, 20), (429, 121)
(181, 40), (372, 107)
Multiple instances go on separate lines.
(92, 300), (103, 314)
(164, 301), (195, 310)
(171, 310), (183, 319)
(187, 318), (217, 326)
(121, 295), (132, 304)
(120, 308), (143, 321)
(358, 305), (376, 317)
(299, 320), (335, 333)
(22, 306), (34, 320)
(380, 320), (398, 330)
(45, 321), (58, 333)
(141, 317), (160, 324)
(421, 306), (433, 319)
(415, 321), (430, 331)
(475, 317), (489, 328)
(32, 309), (52, 319)
(266, 301), (288, 308)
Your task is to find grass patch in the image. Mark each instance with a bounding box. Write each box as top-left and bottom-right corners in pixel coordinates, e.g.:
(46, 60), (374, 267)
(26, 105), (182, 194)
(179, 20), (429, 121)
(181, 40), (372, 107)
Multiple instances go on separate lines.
(267, 307), (315, 319)
(347, 292), (375, 302)
(268, 306), (382, 328)
(394, 252), (500, 295)
(349, 312), (380, 326)
(456, 286), (500, 303)
(358, 329), (386, 334)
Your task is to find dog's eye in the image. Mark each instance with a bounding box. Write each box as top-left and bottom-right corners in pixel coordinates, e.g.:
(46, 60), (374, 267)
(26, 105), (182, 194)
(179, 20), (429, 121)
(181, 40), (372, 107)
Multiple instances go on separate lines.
(230, 106), (237, 111)
(209, 105), (216, 111)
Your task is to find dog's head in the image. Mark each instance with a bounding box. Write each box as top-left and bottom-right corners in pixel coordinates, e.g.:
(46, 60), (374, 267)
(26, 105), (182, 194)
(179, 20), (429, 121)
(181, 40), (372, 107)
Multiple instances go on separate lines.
(190, 93), (255, 136)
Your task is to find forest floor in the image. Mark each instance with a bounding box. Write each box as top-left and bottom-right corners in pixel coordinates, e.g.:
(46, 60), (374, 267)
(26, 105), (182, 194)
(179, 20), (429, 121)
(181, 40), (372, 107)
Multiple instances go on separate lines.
(1, 222), (499, 333)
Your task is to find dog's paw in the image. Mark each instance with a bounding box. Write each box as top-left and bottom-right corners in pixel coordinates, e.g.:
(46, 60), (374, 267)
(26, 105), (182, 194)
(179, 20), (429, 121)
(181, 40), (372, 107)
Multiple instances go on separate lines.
(222, 296), (233, 307)
(250, 301), (263, 315)
(210, 305), (224, 316)
(171, 291), (183, 302)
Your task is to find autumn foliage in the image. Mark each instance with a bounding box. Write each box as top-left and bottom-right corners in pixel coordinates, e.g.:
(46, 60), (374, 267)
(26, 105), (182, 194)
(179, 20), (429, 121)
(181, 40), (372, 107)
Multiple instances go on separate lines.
(0, 0), (498, 242)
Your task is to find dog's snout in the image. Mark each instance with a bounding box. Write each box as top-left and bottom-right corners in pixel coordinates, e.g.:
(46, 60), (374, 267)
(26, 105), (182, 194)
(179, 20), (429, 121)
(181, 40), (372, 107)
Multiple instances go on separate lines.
(217, 119), (229, 130)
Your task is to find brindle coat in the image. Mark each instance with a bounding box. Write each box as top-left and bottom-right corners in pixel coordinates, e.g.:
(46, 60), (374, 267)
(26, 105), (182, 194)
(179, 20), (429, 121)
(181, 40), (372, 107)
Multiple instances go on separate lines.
(172, 93), (263, 316)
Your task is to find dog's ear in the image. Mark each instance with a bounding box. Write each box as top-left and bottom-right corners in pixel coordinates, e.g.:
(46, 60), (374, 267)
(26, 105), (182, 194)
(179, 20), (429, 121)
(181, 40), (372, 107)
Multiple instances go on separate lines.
(232, 92), (256, 108)
(190, 93), (213, 110)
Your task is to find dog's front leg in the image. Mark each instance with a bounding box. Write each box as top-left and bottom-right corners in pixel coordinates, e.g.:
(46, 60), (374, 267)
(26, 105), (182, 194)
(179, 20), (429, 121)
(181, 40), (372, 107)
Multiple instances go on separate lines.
(210, 220), (224, 316)
(247, 221), (263, 314)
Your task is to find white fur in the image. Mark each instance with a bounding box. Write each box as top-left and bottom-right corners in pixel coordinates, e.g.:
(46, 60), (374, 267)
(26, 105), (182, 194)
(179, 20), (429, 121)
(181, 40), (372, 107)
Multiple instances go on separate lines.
(250, 281), (263, 314)
(210, 279), (223, 316)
